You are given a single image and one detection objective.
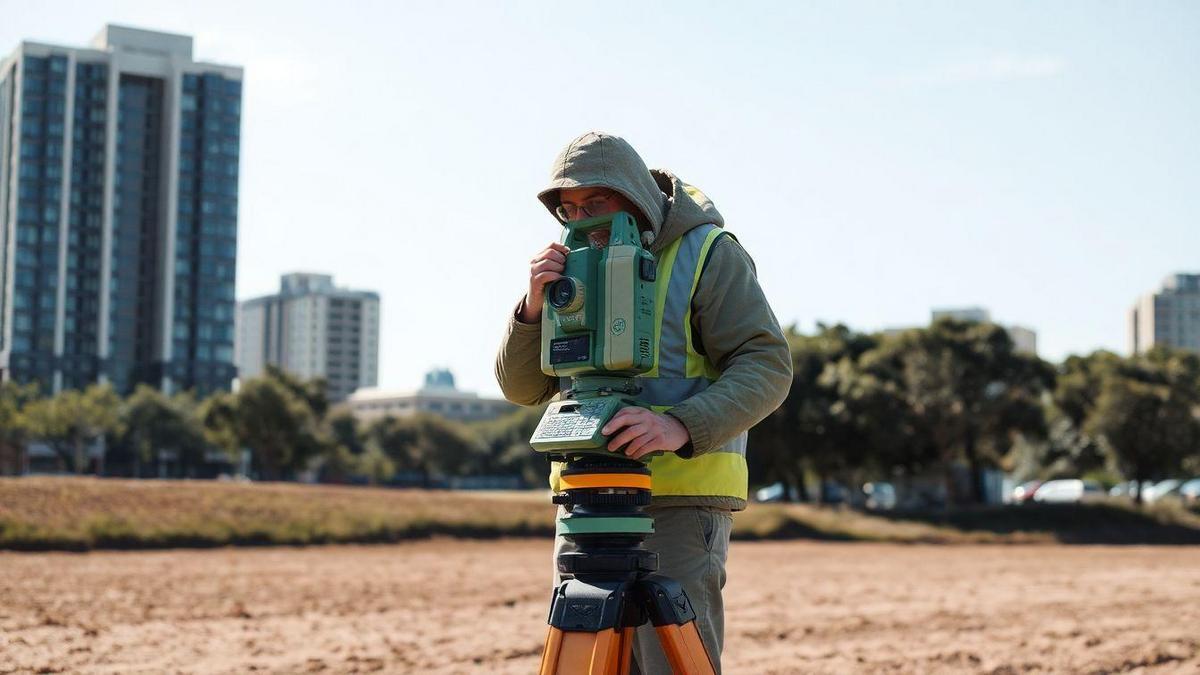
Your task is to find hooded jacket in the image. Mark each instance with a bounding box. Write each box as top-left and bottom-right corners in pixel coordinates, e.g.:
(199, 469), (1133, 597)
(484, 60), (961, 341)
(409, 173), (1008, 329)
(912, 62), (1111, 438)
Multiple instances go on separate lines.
(495, 132), (792, 509)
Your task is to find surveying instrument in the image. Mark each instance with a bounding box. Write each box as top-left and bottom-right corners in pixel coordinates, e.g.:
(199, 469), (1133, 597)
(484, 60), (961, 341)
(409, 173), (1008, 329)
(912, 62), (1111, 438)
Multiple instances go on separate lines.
(529, 212), (717, 674)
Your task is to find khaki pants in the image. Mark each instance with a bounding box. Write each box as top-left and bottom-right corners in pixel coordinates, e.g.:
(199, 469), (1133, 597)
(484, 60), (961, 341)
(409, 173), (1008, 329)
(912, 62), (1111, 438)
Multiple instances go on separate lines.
(552, 505), (733, 674)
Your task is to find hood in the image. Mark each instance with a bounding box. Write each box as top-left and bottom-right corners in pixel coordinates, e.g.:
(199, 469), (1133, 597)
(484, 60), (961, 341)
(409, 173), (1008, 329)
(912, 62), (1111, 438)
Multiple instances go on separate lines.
(538, 131), (724, 254)
(647, 168), (725, 255)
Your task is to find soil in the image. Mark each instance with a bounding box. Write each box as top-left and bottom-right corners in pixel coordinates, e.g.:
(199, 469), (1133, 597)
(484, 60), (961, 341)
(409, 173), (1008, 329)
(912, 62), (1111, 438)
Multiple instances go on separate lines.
(2, 541), (1198, 674)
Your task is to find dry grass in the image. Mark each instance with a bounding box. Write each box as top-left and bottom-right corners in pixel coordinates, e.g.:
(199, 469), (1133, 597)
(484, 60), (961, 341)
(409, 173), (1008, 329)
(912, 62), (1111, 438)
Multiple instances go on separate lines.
(0, 477), (553, 550)
(733, 502), (1041, 543)
(2, 477), (1198, 551)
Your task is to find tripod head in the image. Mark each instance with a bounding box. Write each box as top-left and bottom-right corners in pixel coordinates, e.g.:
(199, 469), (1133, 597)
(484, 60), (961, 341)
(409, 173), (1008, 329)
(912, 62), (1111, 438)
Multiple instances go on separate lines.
(552, 454), (657, 578)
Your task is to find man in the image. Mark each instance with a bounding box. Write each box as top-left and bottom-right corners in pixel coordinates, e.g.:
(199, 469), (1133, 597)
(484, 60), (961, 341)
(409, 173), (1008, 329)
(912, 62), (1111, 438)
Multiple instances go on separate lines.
(495, 131), (791, 673)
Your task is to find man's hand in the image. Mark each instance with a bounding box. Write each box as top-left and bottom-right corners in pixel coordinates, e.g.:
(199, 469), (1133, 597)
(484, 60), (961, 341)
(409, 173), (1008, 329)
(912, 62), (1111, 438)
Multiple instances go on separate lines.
(519, 242), (571, 324)
(602, 408), (690, 460)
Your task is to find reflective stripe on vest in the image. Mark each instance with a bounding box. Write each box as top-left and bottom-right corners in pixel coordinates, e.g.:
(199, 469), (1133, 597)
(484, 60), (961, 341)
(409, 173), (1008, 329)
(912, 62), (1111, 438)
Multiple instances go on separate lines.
(549, 223), (749, 501)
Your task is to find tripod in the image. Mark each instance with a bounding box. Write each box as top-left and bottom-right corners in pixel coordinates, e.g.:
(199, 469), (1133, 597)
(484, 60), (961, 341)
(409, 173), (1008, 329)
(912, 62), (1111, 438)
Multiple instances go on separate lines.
(538, 457), (716, 674)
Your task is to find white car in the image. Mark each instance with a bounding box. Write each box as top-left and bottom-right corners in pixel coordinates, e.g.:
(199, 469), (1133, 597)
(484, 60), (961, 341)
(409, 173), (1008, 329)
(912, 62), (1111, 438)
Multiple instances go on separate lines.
(1143, 479), (1182, 503)
(1032, 479), (1105, 504)
(1180, 479), (1200, 505)
(754, 482), (786, 503)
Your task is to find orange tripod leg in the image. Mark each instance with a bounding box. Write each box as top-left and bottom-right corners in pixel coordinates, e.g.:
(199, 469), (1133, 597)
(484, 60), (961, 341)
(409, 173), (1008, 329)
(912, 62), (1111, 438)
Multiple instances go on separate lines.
(655, 620), (717, 675)
(539, 626), (636, 674)
(540, 627), (565, 674)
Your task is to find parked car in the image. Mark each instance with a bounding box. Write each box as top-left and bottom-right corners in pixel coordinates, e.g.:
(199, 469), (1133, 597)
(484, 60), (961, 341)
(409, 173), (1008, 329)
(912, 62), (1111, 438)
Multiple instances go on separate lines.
(820, 481), (850, 506)
(1032, 479), (1105, 504)
(754, 482), (787, 503)
(862, 482), (896, 510)
(1143, 479), (1183, 503)
(1180, 478), (1200, 506)
(1011, 480), (1042, 504)
(1109, 480), (1154, 499)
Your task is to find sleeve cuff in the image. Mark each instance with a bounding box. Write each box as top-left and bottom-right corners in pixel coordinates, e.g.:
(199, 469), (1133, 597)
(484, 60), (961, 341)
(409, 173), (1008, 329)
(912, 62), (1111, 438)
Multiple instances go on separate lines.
(666, 408), (713, 458)
(510, 299), (541, 332)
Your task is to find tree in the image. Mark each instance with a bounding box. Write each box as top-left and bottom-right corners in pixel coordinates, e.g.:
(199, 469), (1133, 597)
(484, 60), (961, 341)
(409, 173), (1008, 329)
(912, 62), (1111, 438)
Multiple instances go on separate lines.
(328, 407), (366, 455)
(821, 354), (918, 478)
(861, 320), (1054, 504)
(115, 385), (210, 477)
(365, 414), (422, 475)
(167, 391), (212, 473)
(355, 446), (396, 485)
(1036, 351), (1123, 480)
(417, 414), (483, 479)
(473, 405), (549, 487)
(366, 413), (484, 486)
(749, 324), (883, 502)
(0, 382), (38, 475)
(23, 384), (122, 474)
(198, 390), (240, 463)
(1084, 349), (1200, 504)
(265, 365), (329, 420)
(314, 407), (368, 483)
(200, 371), (330, 480)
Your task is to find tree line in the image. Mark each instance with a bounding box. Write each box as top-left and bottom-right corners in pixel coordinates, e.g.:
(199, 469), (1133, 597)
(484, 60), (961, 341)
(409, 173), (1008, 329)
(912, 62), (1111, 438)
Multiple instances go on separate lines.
(751, 320), (1200, 505)
(0, 365), (548, 487)
(2, 319), (1198, 505)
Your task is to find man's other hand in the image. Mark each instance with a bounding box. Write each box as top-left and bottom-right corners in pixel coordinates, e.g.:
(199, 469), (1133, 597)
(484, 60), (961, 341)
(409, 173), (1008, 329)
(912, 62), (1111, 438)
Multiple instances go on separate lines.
(601, 407), (690, 460)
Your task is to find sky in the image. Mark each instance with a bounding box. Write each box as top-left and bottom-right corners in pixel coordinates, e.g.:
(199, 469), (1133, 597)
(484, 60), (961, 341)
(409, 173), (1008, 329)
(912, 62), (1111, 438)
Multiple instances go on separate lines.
(3, 1), (1198, 397)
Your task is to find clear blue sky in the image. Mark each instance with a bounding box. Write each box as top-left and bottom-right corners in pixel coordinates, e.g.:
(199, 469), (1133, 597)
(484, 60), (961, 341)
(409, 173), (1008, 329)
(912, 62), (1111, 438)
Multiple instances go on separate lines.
(4, 1), (1198, 397)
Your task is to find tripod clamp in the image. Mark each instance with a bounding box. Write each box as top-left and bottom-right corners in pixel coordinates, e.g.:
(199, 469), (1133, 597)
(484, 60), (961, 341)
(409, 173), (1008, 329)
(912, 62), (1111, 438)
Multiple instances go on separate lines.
(548, 574), (698, 633)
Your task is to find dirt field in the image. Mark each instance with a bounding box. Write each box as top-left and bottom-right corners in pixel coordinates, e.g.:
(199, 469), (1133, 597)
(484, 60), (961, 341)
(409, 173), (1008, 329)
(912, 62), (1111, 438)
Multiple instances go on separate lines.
(2, 541), (1198, 674)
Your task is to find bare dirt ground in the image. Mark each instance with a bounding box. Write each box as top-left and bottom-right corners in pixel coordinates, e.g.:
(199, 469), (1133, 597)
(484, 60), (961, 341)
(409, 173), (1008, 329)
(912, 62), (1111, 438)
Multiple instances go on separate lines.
(2, 541), (1198, 674)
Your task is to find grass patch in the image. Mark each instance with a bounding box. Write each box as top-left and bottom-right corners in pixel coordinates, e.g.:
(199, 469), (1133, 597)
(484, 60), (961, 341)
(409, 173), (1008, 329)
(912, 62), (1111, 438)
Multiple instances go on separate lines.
(0, 477), (555, 551)
(2, 477), (1198, 551)
(875, 500), (1200, 545)
(733, 502), (1044, 544)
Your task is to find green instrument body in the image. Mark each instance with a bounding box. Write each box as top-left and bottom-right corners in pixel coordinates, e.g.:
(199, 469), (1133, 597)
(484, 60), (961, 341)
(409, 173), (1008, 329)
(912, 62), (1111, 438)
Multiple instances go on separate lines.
(530, 213), (657, 457)
(539, 213), (656, 378)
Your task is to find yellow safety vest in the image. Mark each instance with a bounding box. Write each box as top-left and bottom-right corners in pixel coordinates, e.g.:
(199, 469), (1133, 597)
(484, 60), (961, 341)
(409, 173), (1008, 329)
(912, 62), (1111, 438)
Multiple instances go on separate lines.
(549, 222), (749, 501)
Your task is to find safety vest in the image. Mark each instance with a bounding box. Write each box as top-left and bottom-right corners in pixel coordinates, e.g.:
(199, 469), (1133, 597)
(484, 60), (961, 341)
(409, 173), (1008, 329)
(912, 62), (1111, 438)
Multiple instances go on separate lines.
(549, 222), (749, 501)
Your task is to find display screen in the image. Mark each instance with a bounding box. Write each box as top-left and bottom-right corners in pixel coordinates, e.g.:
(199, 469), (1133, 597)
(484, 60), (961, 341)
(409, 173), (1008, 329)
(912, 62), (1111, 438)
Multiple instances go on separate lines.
(549, 335), (590, 365)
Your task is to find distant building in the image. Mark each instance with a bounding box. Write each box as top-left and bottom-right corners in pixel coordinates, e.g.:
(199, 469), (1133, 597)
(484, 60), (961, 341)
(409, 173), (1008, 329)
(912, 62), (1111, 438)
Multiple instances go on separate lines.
(931, 308), (1037, 356)
(1129, 273), (1200, 355)
(236, 273), (379, 401)
(931, 307), (991, 323)
(1006, 326), (1038, 356)
(885, 307), (1038, 356)
(0, 25), (242, 394)
(346, 368), (516, 423)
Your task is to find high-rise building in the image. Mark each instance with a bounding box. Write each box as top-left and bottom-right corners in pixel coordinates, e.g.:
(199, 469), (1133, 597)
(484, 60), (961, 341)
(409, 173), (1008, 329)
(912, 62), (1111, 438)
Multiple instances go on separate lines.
(1129, 274), (1200, 355)
(236, 273), (380, 401)
(0, 25), (242, 395)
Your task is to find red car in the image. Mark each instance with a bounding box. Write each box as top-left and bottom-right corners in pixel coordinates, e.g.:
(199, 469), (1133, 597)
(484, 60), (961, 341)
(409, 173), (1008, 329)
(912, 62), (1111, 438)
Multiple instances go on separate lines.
(1011, 480), (1042, 504)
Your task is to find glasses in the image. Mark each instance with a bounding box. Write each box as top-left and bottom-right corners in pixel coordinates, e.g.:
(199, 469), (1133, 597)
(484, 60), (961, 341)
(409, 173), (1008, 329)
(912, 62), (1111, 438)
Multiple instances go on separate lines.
(555, 193), (615, 221)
